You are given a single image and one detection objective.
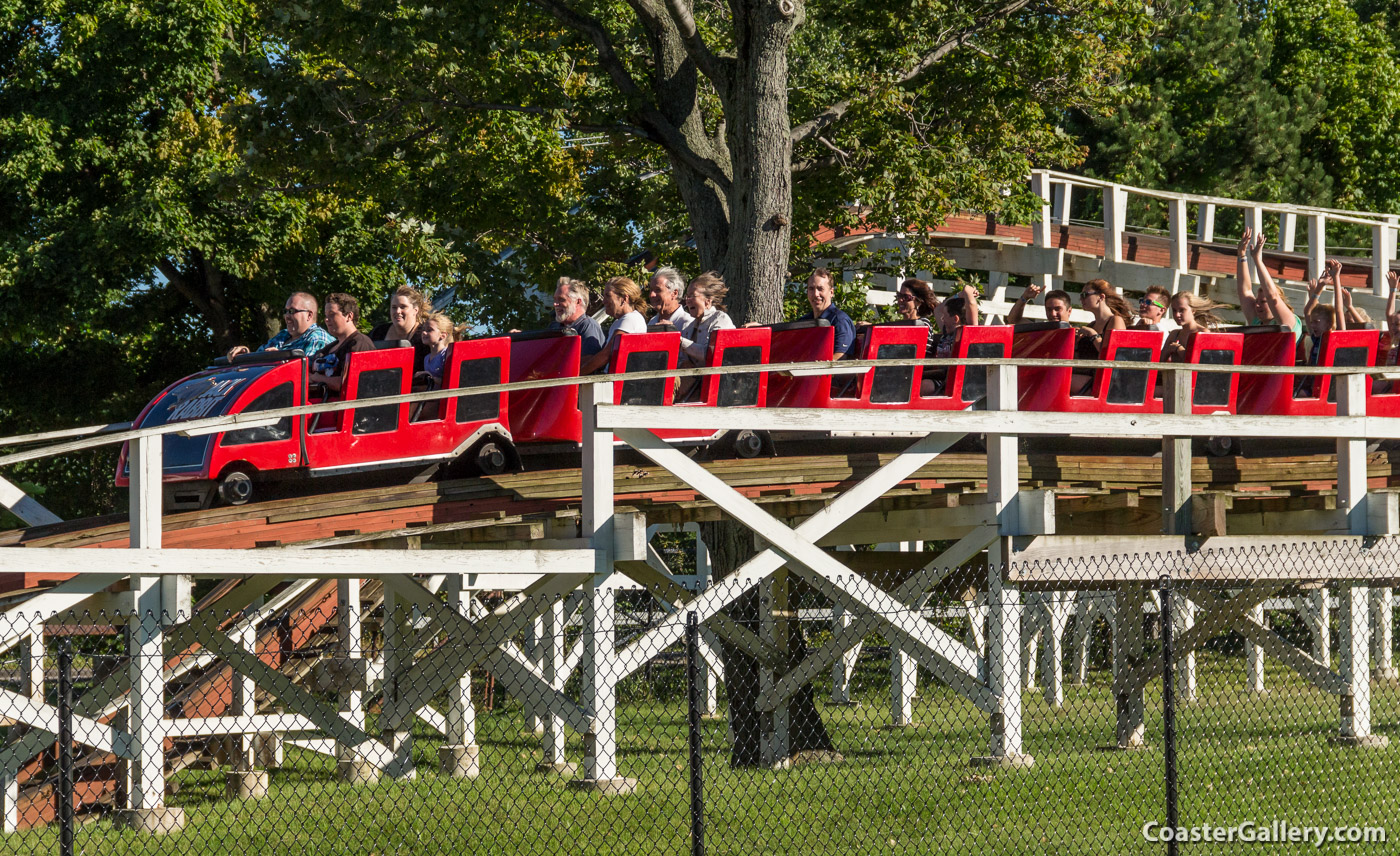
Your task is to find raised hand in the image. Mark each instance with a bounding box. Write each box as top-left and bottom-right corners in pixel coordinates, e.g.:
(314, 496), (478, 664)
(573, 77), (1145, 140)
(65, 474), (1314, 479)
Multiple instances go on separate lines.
(1306, 278), (1325, 298)
(1326, 258), (1343, 283)
(1238, 228), (1252, 256)
(1250, 230), (1266, 259)
(1388, 270), (1399, 296)
(1022, 283), (1044, 301)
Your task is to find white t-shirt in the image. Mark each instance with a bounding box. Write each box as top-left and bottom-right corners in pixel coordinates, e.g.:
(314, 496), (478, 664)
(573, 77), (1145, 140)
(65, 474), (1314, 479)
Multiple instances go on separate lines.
(606, 310), (647, 345)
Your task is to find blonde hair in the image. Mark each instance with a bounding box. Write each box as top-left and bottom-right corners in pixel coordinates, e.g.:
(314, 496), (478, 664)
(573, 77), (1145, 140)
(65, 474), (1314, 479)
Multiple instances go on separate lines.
(423, 313), (455, 343)
(1172, 292), (1227, 329)
(605, 276), (648, 315)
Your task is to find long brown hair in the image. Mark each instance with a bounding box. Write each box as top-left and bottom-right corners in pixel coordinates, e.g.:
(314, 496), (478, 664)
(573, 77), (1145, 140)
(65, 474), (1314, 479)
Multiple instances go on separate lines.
(899, 279), (939, 319)
(1082, 281), (1133, 322)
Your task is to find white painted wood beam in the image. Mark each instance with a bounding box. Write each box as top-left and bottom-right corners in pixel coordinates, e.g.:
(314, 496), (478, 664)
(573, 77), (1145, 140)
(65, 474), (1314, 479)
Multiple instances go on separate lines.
(611, 432), (963, 675)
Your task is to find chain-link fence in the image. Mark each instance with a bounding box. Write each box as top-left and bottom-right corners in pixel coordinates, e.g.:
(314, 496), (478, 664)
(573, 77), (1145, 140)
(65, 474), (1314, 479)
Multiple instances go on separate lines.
(0, 556), (1395, 854)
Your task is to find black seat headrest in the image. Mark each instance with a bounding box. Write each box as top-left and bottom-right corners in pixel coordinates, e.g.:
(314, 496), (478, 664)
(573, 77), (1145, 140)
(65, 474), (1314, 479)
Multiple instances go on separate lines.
(374, 339), (412, 350)
(1013, 321), (1071, 333)
(767, 319), (832, 332)
(220, 349), (306, 367)
(509, 329), (575, 342)
(1219, 324), (1288, 335)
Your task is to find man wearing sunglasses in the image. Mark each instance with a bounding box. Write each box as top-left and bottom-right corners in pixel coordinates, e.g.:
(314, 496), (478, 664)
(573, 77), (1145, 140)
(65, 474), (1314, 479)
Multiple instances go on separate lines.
(1131, 285), (1177, 332)
(226, 292), (336, 360)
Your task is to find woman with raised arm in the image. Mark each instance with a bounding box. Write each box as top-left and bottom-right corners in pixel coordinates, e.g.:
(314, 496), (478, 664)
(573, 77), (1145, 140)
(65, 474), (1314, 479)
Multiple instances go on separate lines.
(1237, 228), (1302, 339)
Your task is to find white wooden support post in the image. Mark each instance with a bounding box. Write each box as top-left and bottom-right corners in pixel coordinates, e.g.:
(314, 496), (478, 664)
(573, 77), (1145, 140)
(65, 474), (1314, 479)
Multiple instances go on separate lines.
(1103, 184), (1127, 264)
(537, 595), (574, 775)
(1370, 588), (1396, 680)
(881, 542), (919, 726)
(2, 620), (45, 831)
(1310, 588), (1331, 668)
(1279, 212), (1297, 252)
(1031, 172), (1055, 290)
(1197, 203), (1216, 243)
(1021, 597), (1041, 692)
(693, 532), (720, 715)
(575, 381), (635, 792)
(439, 576), (480, 778)
(1245, 604), (1266, 693)
(336, 577), (364, 736)
(1242, 207), (1266, 305)
(1160, 368), (1198, 702)
(224, 597), (270, 800)
(1031, 172), (1052, 247)
(379, 586), (416, 780)
(1054, 182), (1073, 226)
(1334, 373), (1387, 746)
(1308, 214), (1328, 281)
(1168, 198), (1189, 277)
(1113, 584), (1147, 749)
(117, 434), (184, 833)
(1040, 592), (1071, 709)
(974, 363), (1033, 769)
(524, 616), (543, 733)
(829, 603), (861, 705)
(1373, 223), (1395, 297)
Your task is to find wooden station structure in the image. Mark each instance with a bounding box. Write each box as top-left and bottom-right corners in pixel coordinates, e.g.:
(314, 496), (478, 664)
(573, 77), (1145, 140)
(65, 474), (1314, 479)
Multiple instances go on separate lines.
(2, 173), (1400, 832)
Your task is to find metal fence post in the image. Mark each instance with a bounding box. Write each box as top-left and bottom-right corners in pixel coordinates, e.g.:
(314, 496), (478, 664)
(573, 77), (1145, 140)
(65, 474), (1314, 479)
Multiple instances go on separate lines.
(57, 639), (74, 856)
(686, 611), (705, 856)
(1159, 575), (1177, 856)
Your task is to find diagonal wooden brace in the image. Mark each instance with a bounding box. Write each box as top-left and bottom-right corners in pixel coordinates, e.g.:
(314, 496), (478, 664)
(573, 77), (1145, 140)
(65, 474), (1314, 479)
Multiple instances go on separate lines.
(617, 428), (989, 710)
(764, 525), (1000, 711)
(612, 431), (964, 676)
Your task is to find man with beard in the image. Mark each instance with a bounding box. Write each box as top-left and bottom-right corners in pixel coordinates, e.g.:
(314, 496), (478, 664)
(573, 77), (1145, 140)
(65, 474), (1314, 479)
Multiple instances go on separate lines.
(545, 277), (605, 358)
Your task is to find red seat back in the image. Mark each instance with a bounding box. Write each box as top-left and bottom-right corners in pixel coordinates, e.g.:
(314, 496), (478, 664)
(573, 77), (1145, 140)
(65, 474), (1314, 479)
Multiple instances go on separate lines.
(1182, 331), (1244, 414)
(609, 332), (680, 406)
(700, 327), (770, 407)
(1303, 329), (1378, 404)
(508, 334), (582, 443)
(1235, 327), (1297, 415)
(831, 323), (928, 405)
(445, 336), (511, 426)
(1082, 329), (1163, 408)
(767, 322), (835, 408)
(1012, 323), (1074, 411)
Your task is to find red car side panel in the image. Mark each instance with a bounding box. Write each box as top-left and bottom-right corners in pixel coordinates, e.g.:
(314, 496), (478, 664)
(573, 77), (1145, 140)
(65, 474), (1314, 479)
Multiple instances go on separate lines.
(509, 336), (583, 444)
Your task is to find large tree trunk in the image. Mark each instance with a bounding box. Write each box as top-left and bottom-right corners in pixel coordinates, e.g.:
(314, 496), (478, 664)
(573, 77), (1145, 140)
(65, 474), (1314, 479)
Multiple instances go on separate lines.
(720, 0), (794, 325)
(702, 517), (835, 768)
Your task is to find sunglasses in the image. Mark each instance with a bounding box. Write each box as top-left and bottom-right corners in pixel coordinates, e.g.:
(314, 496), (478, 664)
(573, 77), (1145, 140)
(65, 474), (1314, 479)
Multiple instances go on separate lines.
(1139, 297), (1166, 309)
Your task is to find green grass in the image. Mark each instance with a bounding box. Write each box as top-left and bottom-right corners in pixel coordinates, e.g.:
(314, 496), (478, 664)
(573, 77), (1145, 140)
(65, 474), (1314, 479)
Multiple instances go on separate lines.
(7, 650), (1400, 856)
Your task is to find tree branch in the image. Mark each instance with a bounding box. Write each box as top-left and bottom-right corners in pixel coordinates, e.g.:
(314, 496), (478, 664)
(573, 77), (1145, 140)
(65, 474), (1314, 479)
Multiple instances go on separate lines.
(530, 0), (732, 190)
(662, 0), (728, 87)
(790, 0), (1032, 145)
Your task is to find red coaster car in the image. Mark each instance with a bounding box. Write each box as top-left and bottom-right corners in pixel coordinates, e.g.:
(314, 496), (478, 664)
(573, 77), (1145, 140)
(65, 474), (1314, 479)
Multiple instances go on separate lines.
(117, 339), (513, 509)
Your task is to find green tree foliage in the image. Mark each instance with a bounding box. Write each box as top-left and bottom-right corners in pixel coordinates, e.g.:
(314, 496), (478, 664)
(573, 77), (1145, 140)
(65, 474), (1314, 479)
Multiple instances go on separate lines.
(256, 0), (1148, 323)
(0, 1), (469, 516)
(1078, 0), (1400, 215)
